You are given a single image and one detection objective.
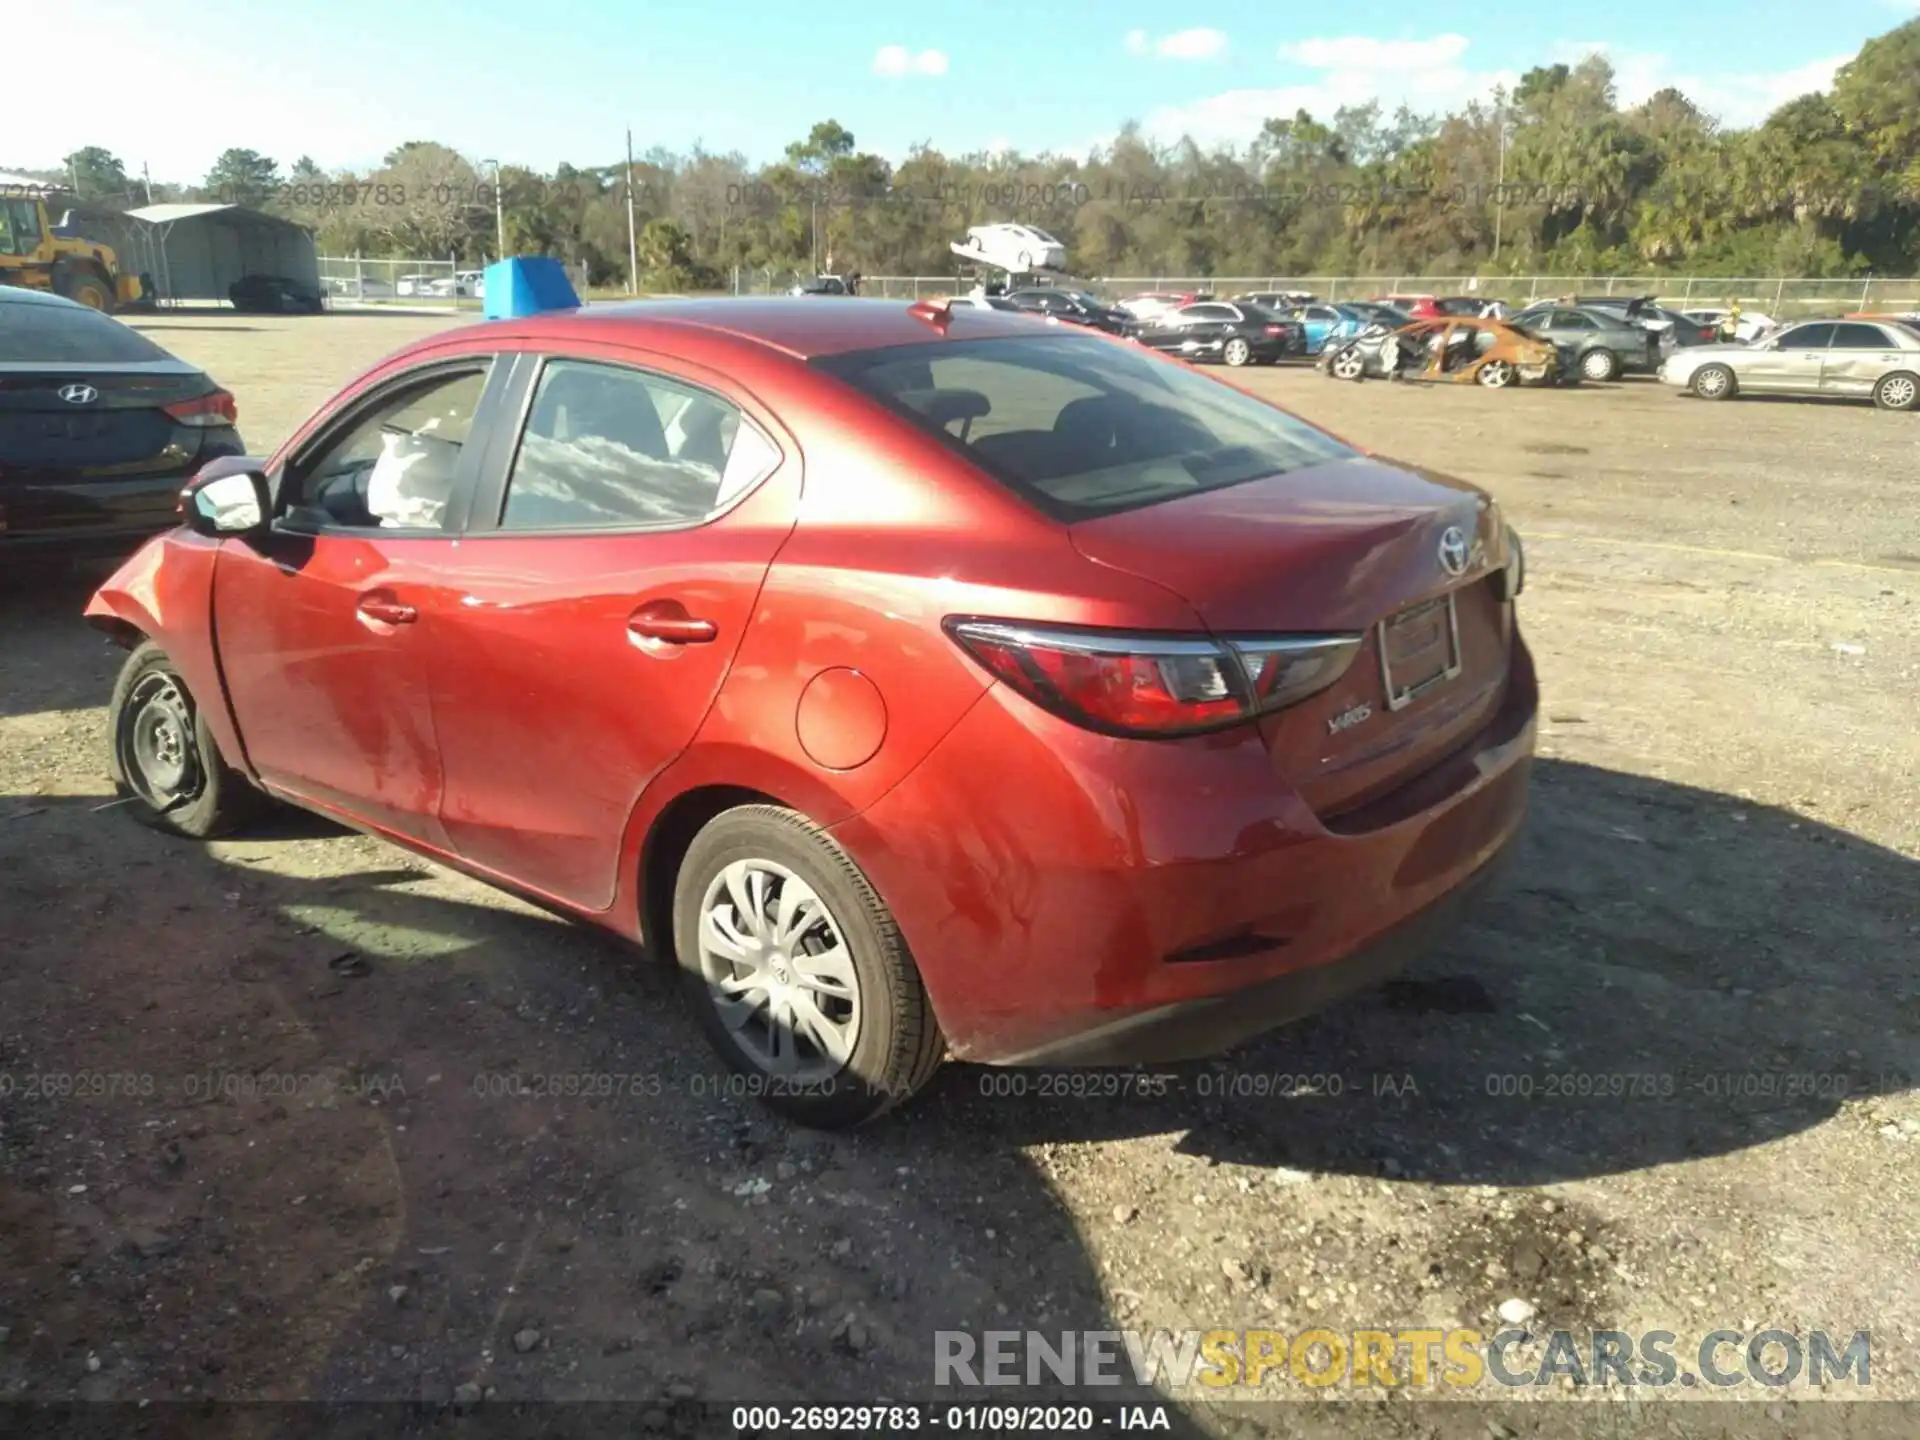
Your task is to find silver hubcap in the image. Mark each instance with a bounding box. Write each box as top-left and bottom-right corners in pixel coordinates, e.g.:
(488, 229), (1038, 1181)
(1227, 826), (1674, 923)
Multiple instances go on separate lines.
(1480, 362), (1513, 387)
(1225, 340), (1249, 364)
(697, 860), (860, 1080)
(1584, 353), (1612, 379)
(1882, 377), (1916, 408)
(1698, 369), (1728, 395)
(122, 673), (200, 808)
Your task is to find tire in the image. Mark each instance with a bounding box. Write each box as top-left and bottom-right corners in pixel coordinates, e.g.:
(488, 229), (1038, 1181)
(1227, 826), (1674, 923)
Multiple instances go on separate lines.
(672, 805), (945, 1128)
(1477, 360), (1515, 388)
(1580, 348), (1619, 383)
(1690, 363), (1737, 401)
(1872, 371), (1919, 412)
(1330, 347), (1367, 382)
(62, 272), (114, 312)
(1223, 337), (1252, 367)
(107, 641), (270, 838)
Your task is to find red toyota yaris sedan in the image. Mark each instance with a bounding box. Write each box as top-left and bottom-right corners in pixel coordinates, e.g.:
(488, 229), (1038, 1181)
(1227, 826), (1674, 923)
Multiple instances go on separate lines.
(86, 296), (1535, 1128)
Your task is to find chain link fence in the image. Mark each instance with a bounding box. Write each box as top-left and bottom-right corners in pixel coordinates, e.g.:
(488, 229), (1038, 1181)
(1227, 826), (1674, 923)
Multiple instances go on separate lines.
(807, 275), (1920, 316)
(317, 256), (590, 306)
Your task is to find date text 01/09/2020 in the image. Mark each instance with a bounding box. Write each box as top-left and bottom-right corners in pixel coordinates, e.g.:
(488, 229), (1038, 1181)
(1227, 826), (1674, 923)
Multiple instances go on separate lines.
(729, 1402), (1172, 1432)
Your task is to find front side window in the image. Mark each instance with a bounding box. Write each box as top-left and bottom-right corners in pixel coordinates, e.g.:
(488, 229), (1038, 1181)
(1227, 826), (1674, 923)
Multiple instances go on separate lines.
(813, 332), (1356, 521)
(1775, 323), (1836, 350)
(499, 359), (775, 531)
(289, 367), (489, 530)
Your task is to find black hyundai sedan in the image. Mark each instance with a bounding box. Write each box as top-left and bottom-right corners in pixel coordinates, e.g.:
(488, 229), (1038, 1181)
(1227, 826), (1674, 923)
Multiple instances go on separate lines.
(1, 287), (243, 562)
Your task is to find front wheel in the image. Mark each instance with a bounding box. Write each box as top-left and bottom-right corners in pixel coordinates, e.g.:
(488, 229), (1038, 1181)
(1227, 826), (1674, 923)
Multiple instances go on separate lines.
(673, 806), (945, 1128)
(1223, 337), (1252, 367)
(107, 641), (270, 838)
(1690, 363), (1737, 400)
(1329, 348), (1367, 381)
(1872, 371), (1919, 411)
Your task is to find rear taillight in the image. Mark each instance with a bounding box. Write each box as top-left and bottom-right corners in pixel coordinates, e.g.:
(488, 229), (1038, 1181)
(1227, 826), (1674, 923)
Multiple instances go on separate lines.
(1699, 327), (1717, 343)
(1264, 325), (1284, 336)
(163, 390), (237, 428)
(944, 619), (1363, 738)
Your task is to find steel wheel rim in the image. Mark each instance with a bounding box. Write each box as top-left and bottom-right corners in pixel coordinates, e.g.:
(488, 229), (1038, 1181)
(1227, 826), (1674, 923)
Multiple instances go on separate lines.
(1582, 351), (1613, 380)
(1479, 361), (1514, 388)
(697, 859), (861, 1081)
(1696, 368), (1728, 396)
(119, 673), (202, 809)
(1880, 376), (1916, 408)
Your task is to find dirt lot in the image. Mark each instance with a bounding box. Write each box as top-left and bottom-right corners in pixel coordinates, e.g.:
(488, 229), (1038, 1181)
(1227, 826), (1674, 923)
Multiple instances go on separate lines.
(2, 313), (1917, 1433)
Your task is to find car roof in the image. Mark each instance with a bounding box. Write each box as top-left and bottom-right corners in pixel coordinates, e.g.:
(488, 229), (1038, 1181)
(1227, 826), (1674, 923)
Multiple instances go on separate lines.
(0, 285), (85, 310)
(458, 296), (1051, 360)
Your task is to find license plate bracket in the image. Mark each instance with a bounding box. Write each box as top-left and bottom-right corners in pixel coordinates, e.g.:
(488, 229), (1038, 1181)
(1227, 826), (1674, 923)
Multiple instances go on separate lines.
(1378, 592), (1463, 712)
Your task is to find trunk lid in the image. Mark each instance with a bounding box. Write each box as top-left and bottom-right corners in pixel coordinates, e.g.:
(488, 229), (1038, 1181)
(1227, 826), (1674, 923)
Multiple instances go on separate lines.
(1069, 454), (1515, 820)
(0, 362), (216, 475)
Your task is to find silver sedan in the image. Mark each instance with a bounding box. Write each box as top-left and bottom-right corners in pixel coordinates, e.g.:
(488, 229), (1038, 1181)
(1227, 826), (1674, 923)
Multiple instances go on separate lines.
(1658, 317), (1920, 410)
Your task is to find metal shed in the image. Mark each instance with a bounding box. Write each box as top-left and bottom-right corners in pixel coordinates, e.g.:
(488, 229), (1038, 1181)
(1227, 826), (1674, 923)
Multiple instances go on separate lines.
(122, 202), (319, 304)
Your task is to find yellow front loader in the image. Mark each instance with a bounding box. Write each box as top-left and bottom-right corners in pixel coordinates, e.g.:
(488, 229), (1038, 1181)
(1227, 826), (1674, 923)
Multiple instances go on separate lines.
(0, 185), (144, 311)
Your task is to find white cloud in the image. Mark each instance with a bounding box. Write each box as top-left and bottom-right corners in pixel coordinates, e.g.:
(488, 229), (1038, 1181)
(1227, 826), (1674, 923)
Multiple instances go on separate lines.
(1549, 41), (1850, 127)
(1126, 27), (1228, 60)
(872, 45), (949, 78)
(1145, 32), (1513, 148)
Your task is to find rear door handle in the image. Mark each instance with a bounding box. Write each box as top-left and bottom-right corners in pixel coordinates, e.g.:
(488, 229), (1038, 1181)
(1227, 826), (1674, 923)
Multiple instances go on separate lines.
(357, 597), (417, 625)
(628, 613), (717, 644)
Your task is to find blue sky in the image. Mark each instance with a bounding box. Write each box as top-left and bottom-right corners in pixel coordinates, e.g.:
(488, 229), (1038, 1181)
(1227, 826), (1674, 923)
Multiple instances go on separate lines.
(19, 0), (1919, 184)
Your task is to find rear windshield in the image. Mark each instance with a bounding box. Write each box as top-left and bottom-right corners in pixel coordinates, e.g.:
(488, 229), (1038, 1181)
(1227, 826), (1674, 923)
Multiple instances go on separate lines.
(813, 333), (1356, 521)
(0, 300), (173, 364)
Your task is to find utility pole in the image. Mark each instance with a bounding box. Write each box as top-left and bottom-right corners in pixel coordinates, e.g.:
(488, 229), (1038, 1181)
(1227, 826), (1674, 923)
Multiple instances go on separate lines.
(482, 158), (506, 261)
(625, 128), (639, 295)
(141, 162), (154, 205)
(1491, 116), (1509, 264)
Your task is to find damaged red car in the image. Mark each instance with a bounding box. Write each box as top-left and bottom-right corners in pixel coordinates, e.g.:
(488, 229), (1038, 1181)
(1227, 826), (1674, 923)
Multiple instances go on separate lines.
(85, 295), (1537, 1128)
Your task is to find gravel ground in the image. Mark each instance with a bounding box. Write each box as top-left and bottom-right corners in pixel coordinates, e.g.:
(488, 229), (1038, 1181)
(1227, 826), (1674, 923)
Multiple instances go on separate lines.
(1, 314), (1915, 1434)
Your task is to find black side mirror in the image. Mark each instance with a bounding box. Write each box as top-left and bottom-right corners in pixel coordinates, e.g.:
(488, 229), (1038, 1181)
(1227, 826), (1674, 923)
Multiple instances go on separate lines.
(180, 456), (271, 538)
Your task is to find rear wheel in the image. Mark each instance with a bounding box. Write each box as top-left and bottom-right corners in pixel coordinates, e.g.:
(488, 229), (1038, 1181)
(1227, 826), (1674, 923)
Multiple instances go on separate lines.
(1330, 348), (1367, 381)
(1580, 348), (1619, 382)
(673, 805), (945, 1128)
(63, 272), (114, 312)
(1223, 337), (1252, 367)
(1477, 359), (1515, 388)
(107, 641), (270, 838)
(1872, 371), (1919, 412)
(1691, 363), (1737, 401)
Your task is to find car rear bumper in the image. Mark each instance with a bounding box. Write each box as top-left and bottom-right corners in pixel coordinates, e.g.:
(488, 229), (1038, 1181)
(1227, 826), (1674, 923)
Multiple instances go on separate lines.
(0, 474), (191, 555)
(833, 628), (1538, 1065)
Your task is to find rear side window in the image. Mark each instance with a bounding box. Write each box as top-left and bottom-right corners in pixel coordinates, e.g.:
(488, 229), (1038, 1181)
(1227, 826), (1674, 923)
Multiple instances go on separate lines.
(500, 359), (776, 531)
(813, 333), (1355, 521)
(1829, 323), (1893, 350)
(0, 299), (172, 363)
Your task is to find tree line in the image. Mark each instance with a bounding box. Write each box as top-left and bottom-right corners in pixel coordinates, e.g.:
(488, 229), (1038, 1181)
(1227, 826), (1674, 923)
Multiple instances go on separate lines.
(26, 19), (1920, 289)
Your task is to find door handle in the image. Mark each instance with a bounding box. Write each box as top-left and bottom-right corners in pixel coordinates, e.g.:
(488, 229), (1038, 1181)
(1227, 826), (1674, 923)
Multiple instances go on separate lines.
(357, 597), (417, 625)
(628, 613), (717, 644)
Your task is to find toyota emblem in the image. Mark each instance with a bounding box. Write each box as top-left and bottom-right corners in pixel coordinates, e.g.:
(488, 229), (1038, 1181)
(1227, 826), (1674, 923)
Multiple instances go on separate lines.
(58, 384), (100, 405)
(1437, 525), (1471, 577)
